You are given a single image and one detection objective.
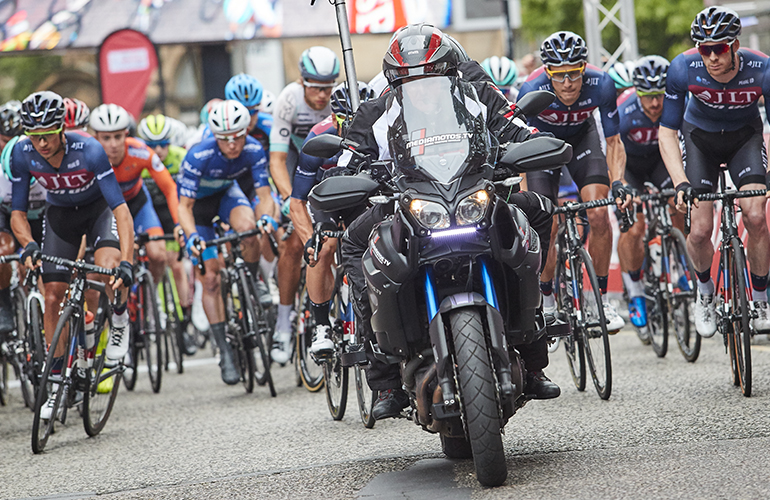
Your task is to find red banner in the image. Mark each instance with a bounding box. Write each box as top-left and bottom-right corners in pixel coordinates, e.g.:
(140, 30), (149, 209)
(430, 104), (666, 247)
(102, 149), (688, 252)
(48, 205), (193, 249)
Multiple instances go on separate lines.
(348, 0), (407, 34)
(98, 29), (158, 120)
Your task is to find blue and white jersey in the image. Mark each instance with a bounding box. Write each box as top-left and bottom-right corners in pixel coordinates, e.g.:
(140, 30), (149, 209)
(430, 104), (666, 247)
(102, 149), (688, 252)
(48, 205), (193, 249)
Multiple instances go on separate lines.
(178, 136), (269, 200)
(617, 89), (660, 157)
(10, 132), (125, 212)
(517, 64), (620, 138)
(291, 116), (341, 201)
(661, 48), (770, 133)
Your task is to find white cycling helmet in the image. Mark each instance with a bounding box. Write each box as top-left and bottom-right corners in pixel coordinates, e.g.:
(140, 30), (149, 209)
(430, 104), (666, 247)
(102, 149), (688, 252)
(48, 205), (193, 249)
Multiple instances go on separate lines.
(208, 100), (250, 136)
(259, 90), (275, 114)
(90, 103), (131, 132)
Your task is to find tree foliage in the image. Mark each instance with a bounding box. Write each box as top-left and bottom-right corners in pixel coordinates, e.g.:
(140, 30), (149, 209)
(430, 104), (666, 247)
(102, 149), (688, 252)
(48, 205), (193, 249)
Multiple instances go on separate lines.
(521, 0), (704, 62)
(0, 55), (63, 103)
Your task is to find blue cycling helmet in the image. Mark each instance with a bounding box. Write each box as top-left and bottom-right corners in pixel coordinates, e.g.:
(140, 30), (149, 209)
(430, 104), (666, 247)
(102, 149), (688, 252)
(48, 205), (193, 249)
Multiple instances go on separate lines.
(299, 46), (340, 82)
(540, 31), (588, 67)
(608, 61), (635, 89)
(225, 73), (263, 108)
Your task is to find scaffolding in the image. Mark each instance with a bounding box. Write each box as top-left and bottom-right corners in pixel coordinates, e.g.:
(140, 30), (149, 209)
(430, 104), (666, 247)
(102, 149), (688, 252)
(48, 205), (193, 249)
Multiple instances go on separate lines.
(582, 0), (639, 69)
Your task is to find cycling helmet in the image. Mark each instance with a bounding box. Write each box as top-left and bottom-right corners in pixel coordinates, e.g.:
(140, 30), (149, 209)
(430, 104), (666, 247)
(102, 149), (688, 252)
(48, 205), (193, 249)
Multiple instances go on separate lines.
(259, 90), (275, 114)
(330, 81), (374, 118)
(208, 100), (250, 136)
(382, 23), (458, 86)
(20, 91), (65, 131)
(445, 34), (470, 63)
(200, 98), (223, 125)
(299, 46), (340, 82)
(167, 117), (192, 147)
(138, 114), (173, 144)
(63, 97), (90, 129)
(90, 103), (131, 132)
(481, 56), (518, 87)
(608, 61), (635, 89)
(225, 73), (263, 108)
(5, 100), (21, 112)
(691, 6), (741, 43)
(633, 55), (669, 92)
(540, 31), (588, 67)
(0, 103), (22, 136)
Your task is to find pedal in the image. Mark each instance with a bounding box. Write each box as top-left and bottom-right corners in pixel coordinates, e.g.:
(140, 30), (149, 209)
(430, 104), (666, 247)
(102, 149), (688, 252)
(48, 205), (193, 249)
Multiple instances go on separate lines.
(340, 343), (368, 367)
(546, 318), (571, 338)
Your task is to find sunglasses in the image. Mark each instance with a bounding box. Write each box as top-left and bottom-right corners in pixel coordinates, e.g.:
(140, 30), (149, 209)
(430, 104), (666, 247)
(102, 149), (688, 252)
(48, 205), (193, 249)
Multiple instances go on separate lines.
(25, 126), (63, 138)
(146, 139), (171, 148)
(546, 63), (586, 83)
(303, 80), (335, 93)
(696, 41), (734, 56)
(636, 90), (665, 98)
(214, 129), (248, 142)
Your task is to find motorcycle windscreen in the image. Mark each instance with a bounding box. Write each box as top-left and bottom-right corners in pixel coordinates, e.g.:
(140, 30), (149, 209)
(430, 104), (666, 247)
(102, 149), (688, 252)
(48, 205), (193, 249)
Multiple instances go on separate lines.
(387, 77), (489, 184)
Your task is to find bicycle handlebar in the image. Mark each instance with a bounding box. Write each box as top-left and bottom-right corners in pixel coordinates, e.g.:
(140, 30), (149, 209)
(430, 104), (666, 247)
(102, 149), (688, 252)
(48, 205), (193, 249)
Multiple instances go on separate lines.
(39, 254), (116, 277)
(640, 189), (676, 202)
(0, 254), (19, 264)
(683, 189), (766, 235)
(554, 197), (619, 214)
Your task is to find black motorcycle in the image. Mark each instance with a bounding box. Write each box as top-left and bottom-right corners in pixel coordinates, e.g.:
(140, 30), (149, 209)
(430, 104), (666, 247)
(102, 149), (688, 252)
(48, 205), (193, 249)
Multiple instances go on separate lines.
(305, 77), (571, 487)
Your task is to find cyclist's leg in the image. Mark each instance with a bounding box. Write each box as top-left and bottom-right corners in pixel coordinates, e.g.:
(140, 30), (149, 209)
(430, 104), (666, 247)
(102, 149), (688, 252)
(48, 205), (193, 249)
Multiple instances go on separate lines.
(617, 158), (648, 327)
(132, 185), (167, 285)
(306, 205), (339, 355)
(0, 213), (16, 334)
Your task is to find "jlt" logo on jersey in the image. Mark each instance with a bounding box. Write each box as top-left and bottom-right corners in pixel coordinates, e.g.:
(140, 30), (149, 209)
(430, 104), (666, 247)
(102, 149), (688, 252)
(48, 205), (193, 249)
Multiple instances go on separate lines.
(689, 85), (761, 106)
(538, 107), (597, 125)
(629, 127), (658, 145)
(34, 170), (94, 190)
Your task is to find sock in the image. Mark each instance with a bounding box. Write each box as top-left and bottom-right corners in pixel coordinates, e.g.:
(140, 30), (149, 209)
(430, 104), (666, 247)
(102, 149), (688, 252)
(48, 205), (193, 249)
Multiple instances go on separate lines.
(542, 293), (555, 309)
(113, 301), (127, 316)
(622, 272), (644, 298)
(260, 255), (276, 281)
(695, 269), (711, 284)
(275, 304), (293, 334)
(751, 273), (768, 302)
(51, 356), (64, 375)
(697, 278), (714, 296)
(310, 299), (331, 326)
(209, 322), (226, 350)
(597, 276), (608, 295)
(245, 260), (260, 280)
(628, 268), (642, 282)
(539, 281), (553, 296)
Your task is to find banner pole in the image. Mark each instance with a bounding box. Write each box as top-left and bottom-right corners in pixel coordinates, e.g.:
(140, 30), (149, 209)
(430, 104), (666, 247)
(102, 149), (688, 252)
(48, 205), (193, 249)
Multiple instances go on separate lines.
(333, 0), (360, 111)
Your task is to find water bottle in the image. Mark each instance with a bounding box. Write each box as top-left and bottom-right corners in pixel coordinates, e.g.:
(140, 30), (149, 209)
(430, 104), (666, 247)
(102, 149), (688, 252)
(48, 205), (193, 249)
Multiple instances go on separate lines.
(648, 236), (662, 277)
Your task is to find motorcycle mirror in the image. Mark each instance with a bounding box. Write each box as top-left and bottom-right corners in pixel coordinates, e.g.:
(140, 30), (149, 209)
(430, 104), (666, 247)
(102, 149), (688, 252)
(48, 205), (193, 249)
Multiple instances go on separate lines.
(501, 176), (523, 187)
(513, 90), (555, 120)
(302, 134), (345, 157)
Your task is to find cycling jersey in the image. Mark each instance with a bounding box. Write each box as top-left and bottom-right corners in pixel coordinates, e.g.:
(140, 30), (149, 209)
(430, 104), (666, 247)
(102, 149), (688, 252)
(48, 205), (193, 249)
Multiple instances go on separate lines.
(291, 116), (340, 201)
(10, 132), (124, 211)
(662, 48), (770, 133)
(270, 82), (331, 154)
(178, 136), (269, 200)
(1, 136), (46, 220)
(250, 111), (273, 152)
(617, 89), (660, 157)
(518, 65), (620, 138)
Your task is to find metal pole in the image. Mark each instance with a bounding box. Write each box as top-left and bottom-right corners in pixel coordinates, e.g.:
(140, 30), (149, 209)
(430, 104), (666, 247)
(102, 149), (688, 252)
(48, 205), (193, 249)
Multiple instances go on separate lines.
(333, 0), (360, 111)
(583, 0), (603, 68)
(502, 0), (514, 59)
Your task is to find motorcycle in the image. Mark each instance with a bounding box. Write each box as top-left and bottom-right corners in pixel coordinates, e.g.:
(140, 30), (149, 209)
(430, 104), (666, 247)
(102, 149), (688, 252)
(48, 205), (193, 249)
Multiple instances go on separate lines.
(305, 77), (571, 487)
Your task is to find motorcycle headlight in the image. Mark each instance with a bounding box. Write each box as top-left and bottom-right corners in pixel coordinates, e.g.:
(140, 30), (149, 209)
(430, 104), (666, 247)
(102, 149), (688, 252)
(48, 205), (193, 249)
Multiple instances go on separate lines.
(409, 199), (450, 230)
(456, 190), (490, 226)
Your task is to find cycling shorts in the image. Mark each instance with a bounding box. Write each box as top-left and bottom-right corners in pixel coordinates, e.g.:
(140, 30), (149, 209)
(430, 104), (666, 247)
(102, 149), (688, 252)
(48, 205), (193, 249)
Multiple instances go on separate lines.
(525, 117), (610, 203)
(625, 152), (673, 192)
(126, 184), (163, 237)
(681, 119), (767, 194)
(193, 183), (252, 261)
(41, 197), (121, 283)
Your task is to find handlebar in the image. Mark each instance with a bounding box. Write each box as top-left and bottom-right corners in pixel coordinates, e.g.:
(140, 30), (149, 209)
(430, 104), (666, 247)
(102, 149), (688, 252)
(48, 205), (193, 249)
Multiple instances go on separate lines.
(39, 253), (116, 277)
(0, 254), (19, 264)
(639, 189), (676, 202)
(554, 197), (620, 215)
(682, 189), (766, 235)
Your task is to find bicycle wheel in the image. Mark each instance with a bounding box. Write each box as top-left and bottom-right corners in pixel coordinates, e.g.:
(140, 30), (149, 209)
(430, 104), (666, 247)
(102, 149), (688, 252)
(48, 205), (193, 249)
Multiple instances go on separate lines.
(0, 351), (7, 406)
(83, 326), (123, 437)
(727, 238), (752, 397)
(324, 294), (349, 420)
(26, 296), (46, 409)
(353, 310), (375, 428)
(665, 229), (700, 362)
(122, 317), (139, 391)
(32, 305), (75, 454)
(161, 272), (184, 374)
(140, 276), (162, 393)
(644, 243), (668, 358)
(575, 248), (612, 400)
(556, 247), (585, 391)
(221, 270), (252, 392)
(296, 281), (324, 392)
(240, 270), (275, 397)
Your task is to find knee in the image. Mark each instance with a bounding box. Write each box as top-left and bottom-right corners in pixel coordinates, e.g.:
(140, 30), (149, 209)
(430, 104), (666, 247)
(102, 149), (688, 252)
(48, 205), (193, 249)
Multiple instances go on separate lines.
(626, 218), (645, 239)
(586, 209), (610, 234)
(742, 208), (769, 234)
(147, 244), (165, 266)
(201, 270), (220, 294)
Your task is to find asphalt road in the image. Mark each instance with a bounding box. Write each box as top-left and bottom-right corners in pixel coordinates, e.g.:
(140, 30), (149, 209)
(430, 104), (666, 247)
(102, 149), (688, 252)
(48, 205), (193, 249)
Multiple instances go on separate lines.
(1, 326), (770, 500)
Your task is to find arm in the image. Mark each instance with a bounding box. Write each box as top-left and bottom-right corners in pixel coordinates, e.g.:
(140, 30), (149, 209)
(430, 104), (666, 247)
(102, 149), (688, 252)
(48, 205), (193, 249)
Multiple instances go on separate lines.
(10, 210), (33, 250)
(290, 198), (314, 245)
(606, 134), (627, 184)
(113, 203), (134, 264)
(269, 151), (291, 199)
(659, 125), (688, 187)
(269, 88), (297, 199)
(178, 195), (197, 241)
(146, 153), (180, 224)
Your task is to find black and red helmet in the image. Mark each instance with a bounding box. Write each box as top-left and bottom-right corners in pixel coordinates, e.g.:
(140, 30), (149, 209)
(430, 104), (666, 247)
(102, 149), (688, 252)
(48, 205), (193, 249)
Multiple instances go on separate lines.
(382, 23), (458, 86)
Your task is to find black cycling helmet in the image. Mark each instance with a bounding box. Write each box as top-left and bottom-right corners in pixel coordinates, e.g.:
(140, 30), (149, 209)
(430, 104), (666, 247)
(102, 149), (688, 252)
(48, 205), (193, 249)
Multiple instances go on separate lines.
(20, 91), (65, 131)
(633, 55), (669, 92)
(382, 23), (458, 86)
(0, 103), (22, 137)
(540, 31), (588, 67)
(691, 6), (741, 43)
(330, 81), (375, 119)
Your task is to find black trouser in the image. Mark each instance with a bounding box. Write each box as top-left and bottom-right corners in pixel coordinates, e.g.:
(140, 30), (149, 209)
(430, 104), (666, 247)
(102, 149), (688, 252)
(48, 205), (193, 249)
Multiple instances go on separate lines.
(341, 191), (554, 391)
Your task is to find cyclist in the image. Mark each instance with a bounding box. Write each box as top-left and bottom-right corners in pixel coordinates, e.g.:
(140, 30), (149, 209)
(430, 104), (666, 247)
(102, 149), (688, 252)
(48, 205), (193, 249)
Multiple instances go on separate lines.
(10, 92), (134, 418)
(518, 31), (630, 333)
(289, 81), (374, 357)
(90, 104), (180, 286)
(481, 56), (519, 100)
(268, 46), (340, 364)
(138, 113), (196, 355)
(615, 55), (674, 328)
(660, 6), (770, 336)
(63, 97), (90, 133)
(225, 73), (273, 152)
(608, 60), (636, 96)
(178, 100), (276, 385)
(339, 24), (560, 419)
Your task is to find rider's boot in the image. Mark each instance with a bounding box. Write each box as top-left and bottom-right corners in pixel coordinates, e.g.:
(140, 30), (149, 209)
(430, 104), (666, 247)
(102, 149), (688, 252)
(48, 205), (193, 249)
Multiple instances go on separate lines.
(210, 322), (239, 385)
(310, 324), (334, 358)
(524, 370), (561, 399)
(372, 388), (410, 420)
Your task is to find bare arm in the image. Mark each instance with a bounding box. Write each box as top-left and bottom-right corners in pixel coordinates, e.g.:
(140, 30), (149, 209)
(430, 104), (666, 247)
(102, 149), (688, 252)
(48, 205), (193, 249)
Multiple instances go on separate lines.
(606, 134), (627, 185)
(269, 151), (291, 200)
(10, 210), (33, 250)
(290, 198), (314, 245)
(659, 126), (688, 187)
(255, 185), (277, 222)
(113, 203), (134, 263)
(178, 195), (197, 240)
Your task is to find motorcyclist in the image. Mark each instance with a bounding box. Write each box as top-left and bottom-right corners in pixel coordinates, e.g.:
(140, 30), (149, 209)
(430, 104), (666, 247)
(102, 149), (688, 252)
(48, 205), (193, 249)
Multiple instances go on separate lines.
(338, 24), (561, 420)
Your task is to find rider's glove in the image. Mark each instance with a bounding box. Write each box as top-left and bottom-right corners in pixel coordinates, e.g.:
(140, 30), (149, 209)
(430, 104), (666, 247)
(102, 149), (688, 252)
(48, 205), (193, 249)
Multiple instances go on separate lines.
(281, 198), (291, 218)
(303, 237), (315, 265)
(21, 241), (40, 266)
(185, 233), (201, 258)
(257, 215), (279, 232)
(675, 181), (694, 205)
(114, 260), (134, 288)
(611, 180), (629, 202)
